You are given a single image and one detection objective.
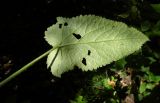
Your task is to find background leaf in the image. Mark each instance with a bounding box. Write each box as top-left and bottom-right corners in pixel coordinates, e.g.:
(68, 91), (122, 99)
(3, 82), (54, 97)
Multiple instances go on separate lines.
(151, 4), (160, 13)
(45, 15), (149, 77)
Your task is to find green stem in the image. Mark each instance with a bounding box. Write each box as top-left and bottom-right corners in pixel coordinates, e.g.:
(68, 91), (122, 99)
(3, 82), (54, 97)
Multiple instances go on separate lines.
(0, 47), (56, 87)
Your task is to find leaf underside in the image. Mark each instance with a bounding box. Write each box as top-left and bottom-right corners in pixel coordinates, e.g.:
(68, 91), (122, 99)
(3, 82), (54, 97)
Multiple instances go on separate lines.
(44, 15), (149, 77)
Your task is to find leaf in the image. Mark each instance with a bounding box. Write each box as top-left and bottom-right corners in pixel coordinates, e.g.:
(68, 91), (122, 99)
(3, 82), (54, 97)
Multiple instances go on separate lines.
(141, 21), (151, 32)
(114, 58), (127, 69)
(70, 95), (87, 103)
(151, 4), (160, 13)
(45, 15), (149, 77)
(139, 82), (147, 94)
(152, 20), (160, 36)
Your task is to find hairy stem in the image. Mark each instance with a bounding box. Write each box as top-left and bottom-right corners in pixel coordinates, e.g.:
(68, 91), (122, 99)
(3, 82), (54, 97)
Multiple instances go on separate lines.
(0, 47), (56, 87)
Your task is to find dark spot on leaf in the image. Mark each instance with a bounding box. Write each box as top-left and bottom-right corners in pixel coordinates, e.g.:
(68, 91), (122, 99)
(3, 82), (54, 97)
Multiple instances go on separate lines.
(112, 25), (115, 28)
(73, 33), (81, 39)
(64, 22), (68, 26)
(82, 58), (87, 66)
(59, 24), (62, 28)
(88, 50), (91, 55)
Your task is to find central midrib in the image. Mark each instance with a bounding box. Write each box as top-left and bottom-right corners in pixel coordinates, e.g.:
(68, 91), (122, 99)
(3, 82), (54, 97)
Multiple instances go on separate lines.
(60, 37), (145, 47)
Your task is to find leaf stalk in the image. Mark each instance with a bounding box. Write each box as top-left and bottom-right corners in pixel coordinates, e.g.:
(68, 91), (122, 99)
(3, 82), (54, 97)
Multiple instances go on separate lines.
(0, 47), (56, 87)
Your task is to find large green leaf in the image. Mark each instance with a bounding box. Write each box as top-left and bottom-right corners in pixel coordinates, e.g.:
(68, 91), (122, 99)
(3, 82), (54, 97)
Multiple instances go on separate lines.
(45, 15), (149, 77)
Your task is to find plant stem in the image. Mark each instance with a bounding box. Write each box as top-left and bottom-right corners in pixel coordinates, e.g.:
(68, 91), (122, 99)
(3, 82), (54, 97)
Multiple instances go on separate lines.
(0, 47), (56, 87)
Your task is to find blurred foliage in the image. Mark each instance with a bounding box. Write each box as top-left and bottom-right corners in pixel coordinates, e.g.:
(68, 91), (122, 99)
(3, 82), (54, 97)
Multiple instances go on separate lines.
(151, 3), (160, 13)
(70, 58), (160, 102)
(70, 95), (87, 103)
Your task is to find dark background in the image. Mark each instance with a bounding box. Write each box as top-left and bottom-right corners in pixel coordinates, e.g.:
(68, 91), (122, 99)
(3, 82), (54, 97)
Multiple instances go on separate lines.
(0, 0), (160, 103)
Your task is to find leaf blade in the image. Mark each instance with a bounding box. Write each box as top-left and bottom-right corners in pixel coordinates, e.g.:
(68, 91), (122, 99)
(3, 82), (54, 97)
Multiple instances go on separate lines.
(45, 15), (149, 77)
